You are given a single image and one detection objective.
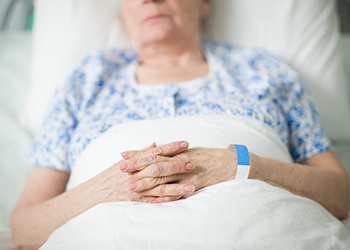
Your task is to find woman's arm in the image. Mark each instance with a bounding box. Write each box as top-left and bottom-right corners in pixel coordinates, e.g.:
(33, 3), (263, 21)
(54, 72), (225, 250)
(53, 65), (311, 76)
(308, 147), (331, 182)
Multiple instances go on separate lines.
(122, 146), (349, 220)
(10, 142), (195, 249)
(11, 167), (89, 249)
(249, 150), (350, 219)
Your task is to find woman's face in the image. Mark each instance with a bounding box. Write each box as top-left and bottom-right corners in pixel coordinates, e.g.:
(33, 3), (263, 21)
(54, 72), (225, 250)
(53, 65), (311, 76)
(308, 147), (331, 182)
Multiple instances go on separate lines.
(121, 0), (210, 48)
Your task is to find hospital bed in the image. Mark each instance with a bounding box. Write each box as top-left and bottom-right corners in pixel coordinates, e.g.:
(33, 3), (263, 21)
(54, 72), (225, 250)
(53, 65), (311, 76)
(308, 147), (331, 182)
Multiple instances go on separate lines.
(1, 0), (350, 249)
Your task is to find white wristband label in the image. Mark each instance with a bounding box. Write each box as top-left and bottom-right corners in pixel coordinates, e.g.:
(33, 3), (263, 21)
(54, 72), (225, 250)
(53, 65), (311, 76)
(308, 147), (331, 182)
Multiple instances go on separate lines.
(231, 144), (250, 179)
(235, 165), (250, 180)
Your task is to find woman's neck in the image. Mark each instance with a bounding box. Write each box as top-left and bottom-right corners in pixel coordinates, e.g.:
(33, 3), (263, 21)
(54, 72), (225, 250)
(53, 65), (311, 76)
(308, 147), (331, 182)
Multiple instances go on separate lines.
(134, 39), (209, 85)
(137, 38), (205, 68)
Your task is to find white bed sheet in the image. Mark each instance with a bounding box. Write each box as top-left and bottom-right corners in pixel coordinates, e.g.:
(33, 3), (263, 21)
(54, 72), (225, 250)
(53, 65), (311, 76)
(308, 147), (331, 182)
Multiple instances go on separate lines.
(43, 182), (350, 250)
(42, 116), (350, 249)
(0, 31), (350, 249)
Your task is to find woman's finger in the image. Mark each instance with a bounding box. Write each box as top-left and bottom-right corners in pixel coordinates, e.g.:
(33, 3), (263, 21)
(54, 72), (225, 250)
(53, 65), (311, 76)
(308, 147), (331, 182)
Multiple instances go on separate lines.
(138, 196), (159, 203)
(132, 161), (194, 180)
(120, 154), (171, 173)
(121, 141), (189, 160)
(143, 142), (157, 150)
(120, 142), (157, 159)
(150, 196), (182, 203)
(140, 183), (195, 197)
(129, 175), (180, 193)
(154, 141), (189, 157)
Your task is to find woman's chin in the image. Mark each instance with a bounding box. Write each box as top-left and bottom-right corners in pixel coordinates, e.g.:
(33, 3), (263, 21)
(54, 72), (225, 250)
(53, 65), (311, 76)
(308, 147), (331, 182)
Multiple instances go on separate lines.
(139, 27), (181, 45)
(141, 34), (176, 46)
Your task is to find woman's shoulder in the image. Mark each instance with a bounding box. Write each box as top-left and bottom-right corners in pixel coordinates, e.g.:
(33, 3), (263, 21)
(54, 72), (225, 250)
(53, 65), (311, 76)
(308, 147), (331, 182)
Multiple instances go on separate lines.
(61, 48), (137, 103)
(205, 41), (280, 65)
(205, 41), (299, 80)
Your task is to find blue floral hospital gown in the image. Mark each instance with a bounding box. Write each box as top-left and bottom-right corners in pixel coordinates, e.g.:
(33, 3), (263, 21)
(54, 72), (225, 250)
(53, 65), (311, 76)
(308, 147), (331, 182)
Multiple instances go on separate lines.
(28, 41), (331, 173)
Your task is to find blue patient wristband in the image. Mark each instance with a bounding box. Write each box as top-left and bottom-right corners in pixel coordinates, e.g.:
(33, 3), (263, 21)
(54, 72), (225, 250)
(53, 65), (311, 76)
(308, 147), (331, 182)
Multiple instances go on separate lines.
(230, 144), (250, 179)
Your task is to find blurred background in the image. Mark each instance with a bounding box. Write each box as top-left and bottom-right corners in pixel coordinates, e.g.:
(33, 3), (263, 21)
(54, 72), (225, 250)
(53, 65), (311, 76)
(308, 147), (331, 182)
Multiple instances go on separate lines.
(0, 0), (33, 31)
(339, 0), (350, 32)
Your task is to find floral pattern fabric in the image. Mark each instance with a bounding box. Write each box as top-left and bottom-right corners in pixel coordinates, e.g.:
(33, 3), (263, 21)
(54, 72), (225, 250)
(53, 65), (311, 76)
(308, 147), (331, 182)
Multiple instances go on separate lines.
(28, 41), (331, 173)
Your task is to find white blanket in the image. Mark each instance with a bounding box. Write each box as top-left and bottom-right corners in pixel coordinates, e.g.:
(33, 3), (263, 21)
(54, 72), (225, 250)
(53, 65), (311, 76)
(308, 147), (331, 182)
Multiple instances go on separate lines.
(41, 115), (350, 249)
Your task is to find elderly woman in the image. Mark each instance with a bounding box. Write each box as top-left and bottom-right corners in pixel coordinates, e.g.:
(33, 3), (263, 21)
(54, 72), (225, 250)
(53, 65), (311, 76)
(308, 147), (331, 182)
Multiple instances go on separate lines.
(10, 0), (349, 249)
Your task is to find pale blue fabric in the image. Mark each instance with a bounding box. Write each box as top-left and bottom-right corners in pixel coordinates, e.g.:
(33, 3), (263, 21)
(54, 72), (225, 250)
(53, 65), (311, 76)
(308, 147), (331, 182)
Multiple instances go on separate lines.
(28, 41), (331, 173)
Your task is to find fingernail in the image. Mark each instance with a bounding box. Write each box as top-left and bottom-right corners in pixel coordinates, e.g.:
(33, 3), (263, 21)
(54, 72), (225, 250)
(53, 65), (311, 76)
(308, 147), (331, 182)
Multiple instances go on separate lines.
(184, 185), (195, 193)
(121, 152), (129, 158)
(180, 141), (188, 148)
(151, 199), (160, 203)
(129, 183), (137, 191)
(185, 163), (193, 171)
(120, 162), (128, 171)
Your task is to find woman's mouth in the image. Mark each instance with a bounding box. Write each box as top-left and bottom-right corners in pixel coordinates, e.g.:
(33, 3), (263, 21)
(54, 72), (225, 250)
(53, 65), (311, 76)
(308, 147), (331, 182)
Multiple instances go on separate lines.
(144, 14), (168, 23)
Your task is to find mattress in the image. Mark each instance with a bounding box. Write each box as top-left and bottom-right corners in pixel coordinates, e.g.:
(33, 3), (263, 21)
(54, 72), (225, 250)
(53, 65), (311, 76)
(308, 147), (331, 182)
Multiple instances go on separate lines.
(0, 31), (350, 249)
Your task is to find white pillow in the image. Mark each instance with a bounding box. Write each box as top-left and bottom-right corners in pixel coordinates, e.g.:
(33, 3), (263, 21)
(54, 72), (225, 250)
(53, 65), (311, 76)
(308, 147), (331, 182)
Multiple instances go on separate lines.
(204, 0), (350, 141)
(21, 0), (350, 141)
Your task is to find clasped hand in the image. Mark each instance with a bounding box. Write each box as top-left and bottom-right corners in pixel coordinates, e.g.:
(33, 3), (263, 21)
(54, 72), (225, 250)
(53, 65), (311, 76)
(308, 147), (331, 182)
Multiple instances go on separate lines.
(110, 141), (237, 203)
